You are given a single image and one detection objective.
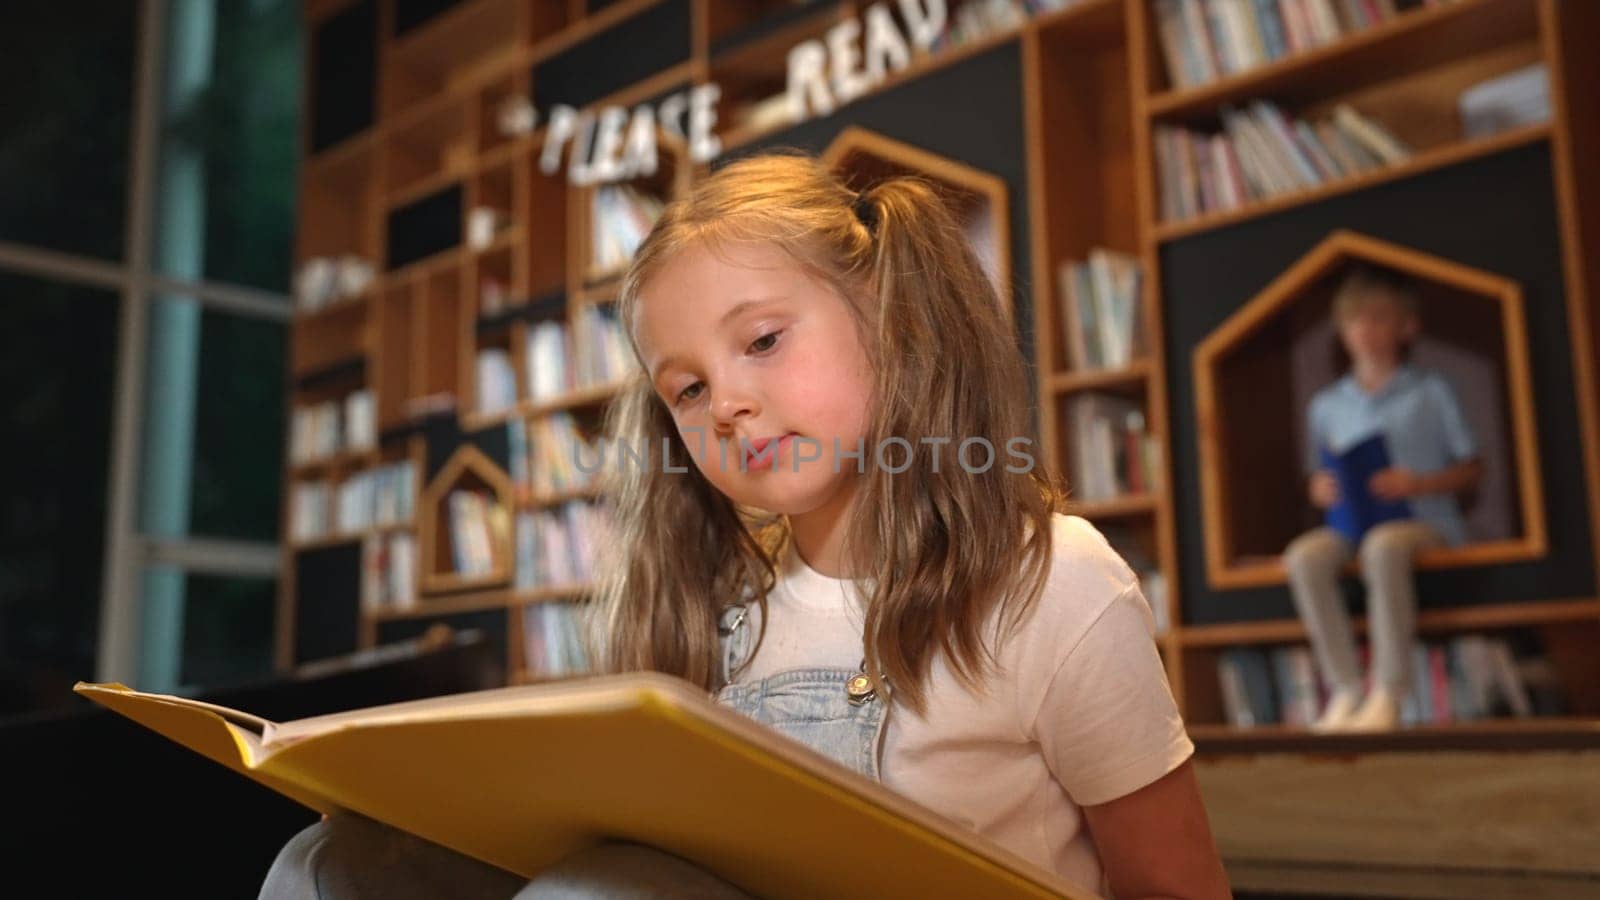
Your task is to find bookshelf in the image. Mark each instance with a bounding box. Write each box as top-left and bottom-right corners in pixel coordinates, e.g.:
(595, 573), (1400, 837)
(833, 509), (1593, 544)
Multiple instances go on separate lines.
(286, 0), (1600, 733)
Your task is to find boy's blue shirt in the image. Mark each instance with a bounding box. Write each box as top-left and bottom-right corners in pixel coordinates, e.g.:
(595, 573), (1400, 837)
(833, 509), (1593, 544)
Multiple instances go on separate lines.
(1306, 364), (1478, 547)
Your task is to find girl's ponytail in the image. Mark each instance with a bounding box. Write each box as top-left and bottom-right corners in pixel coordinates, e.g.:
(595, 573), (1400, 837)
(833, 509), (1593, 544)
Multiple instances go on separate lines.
(846, 175), (1063, 712)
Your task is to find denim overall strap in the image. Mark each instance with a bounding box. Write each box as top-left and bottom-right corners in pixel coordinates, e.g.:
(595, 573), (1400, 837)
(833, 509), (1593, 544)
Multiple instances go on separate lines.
(715, 602), (890, 782)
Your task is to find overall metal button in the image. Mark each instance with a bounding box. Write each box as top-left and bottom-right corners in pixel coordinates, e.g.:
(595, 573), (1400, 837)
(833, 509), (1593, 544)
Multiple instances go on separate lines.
(846, 672), (876, 706)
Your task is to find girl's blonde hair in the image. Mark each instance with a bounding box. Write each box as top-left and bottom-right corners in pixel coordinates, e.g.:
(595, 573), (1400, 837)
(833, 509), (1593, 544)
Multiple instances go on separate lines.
(587, 150), (1065, 713)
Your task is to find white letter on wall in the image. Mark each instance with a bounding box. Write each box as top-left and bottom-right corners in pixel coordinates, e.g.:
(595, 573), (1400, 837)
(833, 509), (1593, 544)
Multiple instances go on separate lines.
(567, 109), (599, 186)
(621, 104), (658, 179)
(863, 3), (911, 85)
(540, 105), (578, 175)
(897, 0), (947, 53)
(589, 105), (630, 184)
(827, 17), (869, 105)
(688, 82), (722, 163)
(657, 91), (688, 141)
(786, 38), (834, 123)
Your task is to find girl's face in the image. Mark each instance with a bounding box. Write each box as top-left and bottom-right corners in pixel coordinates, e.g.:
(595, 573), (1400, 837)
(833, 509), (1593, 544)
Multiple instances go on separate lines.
(633, 239), (876, 516)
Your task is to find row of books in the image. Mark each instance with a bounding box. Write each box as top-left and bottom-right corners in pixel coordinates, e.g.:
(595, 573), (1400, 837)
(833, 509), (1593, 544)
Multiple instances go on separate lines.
(1458, 62), (1551, 140)
(475, 307), (632, 415)
(335, 461), (417, 534)
(926, 0), (1090, 53)
(521, 602), (591, 679)
(589, 183), (665, 280)
(513, 501), (611, 592)
(507, 412), (602, 500)
(1067, 393), (1162, 502)
(1217, 634), (1548, 728)
(290, 460), (417, 543)
(289, 390), (376, 466)
(448, 489), (511, 578)
(1152, 0), (1450, 91)
(294, 254), (375, 314)
(929, 0), (1030, 52)
(361, 532), (417, 611)
(290, 481), (333, 543)
(1056, 249), (1144, 371)
(1155, 101), (1410, 223)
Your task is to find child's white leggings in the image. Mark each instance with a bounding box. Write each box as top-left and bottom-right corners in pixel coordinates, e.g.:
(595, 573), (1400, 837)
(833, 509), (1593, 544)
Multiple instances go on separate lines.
(1283, 521), (1444, 697)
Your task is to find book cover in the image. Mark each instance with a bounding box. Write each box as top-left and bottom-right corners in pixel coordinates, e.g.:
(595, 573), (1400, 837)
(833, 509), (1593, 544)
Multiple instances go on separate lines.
(73, 674), (1087, 900)
(1318, 431), (1413, 544)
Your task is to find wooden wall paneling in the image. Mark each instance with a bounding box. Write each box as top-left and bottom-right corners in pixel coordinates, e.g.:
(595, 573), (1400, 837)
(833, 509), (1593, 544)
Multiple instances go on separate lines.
(1539, 0), (1600, 605)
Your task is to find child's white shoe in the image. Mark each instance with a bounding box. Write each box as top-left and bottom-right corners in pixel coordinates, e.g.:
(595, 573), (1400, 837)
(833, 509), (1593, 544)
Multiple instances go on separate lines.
(1344, 687), (1401, 732)
(1310, 688), (1362, 733)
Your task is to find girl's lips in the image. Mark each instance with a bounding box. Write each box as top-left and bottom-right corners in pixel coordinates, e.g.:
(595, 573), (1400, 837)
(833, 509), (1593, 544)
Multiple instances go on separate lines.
(743, 433), (796, 470)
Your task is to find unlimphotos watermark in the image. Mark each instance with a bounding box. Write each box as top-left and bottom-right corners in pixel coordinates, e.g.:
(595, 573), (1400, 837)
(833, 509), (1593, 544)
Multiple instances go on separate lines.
(572, 430), (1036, 475)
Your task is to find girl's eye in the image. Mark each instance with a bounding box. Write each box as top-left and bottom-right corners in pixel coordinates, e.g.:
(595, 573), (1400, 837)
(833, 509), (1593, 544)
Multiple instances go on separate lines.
(676, 382), (703, 405)
(749, 330), (781, 353)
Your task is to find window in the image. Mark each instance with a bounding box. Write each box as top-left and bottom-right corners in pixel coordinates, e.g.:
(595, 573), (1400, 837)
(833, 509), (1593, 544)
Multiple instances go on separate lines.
(0, 0), (300, 715)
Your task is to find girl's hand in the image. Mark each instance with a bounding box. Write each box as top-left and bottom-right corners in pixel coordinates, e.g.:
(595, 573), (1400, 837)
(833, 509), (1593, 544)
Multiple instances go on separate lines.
(1369, 467), (1421, 500)
(1309, 471), (1340, 508)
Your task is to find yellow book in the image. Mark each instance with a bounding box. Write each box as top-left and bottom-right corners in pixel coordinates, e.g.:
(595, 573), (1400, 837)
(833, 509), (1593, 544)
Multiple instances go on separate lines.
(74, 673), (1088, 899)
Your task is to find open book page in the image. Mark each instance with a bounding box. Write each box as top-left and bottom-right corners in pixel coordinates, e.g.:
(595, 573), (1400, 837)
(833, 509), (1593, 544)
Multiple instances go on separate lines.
(75, 682), (275, 735)
(259, 672), (698, 751)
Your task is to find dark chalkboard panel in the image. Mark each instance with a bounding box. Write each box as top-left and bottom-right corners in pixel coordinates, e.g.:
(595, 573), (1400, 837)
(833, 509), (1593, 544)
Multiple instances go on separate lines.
(310, 0), (376, 153)
(293, 543), (362, 665)
(393, 0), (465, 36)
(533, 0), (691, 112)
(386, 183), (463, 270)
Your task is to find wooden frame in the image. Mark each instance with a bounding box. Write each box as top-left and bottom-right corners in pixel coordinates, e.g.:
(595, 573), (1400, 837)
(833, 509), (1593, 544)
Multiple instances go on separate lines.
(821, 125), (1014, 326)
(1193, 230), (1547, 591)
(417, 443), (514, 596)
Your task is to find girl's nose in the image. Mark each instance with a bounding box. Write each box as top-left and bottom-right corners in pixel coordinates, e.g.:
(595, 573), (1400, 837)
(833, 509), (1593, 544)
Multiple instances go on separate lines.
(710, 384), (759, 426)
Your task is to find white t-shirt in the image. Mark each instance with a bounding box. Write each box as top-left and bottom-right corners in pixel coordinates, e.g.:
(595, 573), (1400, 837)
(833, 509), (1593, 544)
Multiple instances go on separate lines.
(733, 513), (1193, 898)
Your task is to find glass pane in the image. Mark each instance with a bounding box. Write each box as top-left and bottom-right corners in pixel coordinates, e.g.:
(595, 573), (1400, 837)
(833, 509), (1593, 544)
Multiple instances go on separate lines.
(0, 4), (137, 260)
(140, 299), (286, 542)
(0, 273), (117, 718)
(155, 0), (302, 293)
(179, 572), (277, 690)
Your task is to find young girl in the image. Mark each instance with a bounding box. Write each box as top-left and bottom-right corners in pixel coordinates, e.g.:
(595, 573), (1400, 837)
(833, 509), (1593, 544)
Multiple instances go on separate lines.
(259, 152), (1230, 899)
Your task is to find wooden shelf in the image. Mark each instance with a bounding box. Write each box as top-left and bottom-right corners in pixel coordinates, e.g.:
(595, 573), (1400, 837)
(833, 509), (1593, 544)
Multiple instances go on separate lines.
(385, 245), (465, 281)
(1187, 716), (1600, 753)
(290, 446), (378, 477)
(292, 291), (370, 326)
(463, 380), (627, 431)
(1145, 0), (1537, 121)
(1032, 0), (1124, 41)
(1063, 493), (1158, 520)
(387, 166), (468, 211)
(1180, 598), (1600, 648)
(468, 224), (521, 258)
(303, 130), (378, 181)
(1047, 361), (1152, 394)
(289, 532), (364, 552)
(516, 482), (603, 510)
(290, 519), (415, 553)
(1154, 123), (1550, 243)
(367, 583), (590, 622)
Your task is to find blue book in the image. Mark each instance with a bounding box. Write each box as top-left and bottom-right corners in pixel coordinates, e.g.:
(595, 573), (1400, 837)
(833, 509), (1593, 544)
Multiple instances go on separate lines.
(1319, 432), (1413, 545)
